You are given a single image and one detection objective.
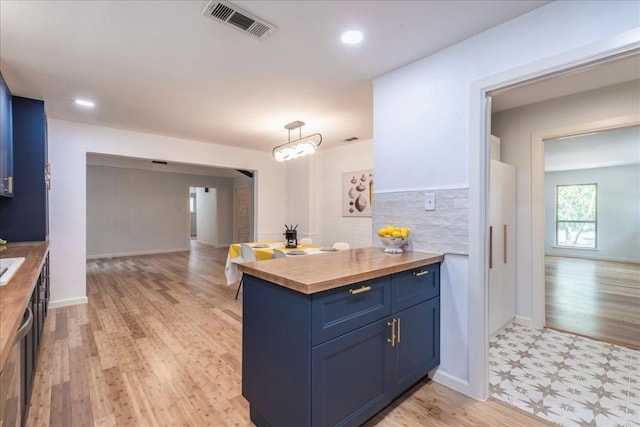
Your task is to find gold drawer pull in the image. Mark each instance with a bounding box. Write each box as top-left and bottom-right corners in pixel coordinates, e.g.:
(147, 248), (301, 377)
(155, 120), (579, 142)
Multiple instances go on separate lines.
(397, 317), (401, 344)
(412, 270), (429, 277)
(387, 319), (396, 347)
(349, 286), (371, 295)
(4, 176), (13, 194)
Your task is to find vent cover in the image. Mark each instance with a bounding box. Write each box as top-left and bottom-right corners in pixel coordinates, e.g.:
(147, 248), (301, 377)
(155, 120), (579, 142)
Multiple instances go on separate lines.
(201, 1), (277, 40)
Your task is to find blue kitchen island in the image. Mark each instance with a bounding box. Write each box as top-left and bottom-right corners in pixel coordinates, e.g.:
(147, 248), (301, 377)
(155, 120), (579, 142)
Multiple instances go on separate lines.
(238, 247), (443, 427)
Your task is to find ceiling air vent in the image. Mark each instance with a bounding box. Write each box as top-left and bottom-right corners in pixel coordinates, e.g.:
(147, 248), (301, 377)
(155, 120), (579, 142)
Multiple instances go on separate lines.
(201, 1), (278, 40)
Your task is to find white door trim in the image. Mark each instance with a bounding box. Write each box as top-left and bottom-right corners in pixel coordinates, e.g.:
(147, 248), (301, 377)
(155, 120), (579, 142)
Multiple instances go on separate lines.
(468, 30), (639, 401)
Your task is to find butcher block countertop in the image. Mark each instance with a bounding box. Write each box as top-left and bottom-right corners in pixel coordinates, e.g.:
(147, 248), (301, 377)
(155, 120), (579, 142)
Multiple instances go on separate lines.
(0, 242), (49, 373)
(237, 246), (443, 294)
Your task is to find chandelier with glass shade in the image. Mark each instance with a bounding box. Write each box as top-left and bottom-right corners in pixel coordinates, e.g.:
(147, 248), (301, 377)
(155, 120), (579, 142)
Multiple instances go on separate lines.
(272, 120), (322, 162)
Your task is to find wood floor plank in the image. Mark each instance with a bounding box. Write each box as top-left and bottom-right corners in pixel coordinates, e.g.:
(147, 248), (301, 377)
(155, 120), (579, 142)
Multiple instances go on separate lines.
(27, 243), (550, 426)
(546, 256), (640, 349)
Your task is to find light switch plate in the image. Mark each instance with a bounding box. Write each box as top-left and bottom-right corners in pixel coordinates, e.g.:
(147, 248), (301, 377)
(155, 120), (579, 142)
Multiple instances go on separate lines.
(424, 192), (435, 211)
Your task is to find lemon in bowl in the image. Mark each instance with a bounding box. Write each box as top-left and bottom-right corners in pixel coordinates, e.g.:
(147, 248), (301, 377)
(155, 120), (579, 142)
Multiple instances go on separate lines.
(377, 225), (410, 253)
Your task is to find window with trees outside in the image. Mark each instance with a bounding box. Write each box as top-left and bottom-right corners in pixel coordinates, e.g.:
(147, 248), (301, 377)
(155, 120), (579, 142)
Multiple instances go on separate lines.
(556, 183), (597, 248)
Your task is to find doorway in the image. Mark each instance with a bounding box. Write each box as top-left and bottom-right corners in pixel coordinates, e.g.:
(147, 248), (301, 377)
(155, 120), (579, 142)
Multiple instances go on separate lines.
(489, 54), (640, 332)
(542, 125), (640, 349)
(191, 186), (218, 246)
(485, 53), (640, 426)
(190, 188), (197, 240)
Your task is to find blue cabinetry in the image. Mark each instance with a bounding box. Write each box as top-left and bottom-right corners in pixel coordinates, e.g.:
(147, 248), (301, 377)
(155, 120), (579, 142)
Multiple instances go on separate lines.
(0, 97), (48, 242)
(243, 263), (440, 427)
(0, 72), (13, 198)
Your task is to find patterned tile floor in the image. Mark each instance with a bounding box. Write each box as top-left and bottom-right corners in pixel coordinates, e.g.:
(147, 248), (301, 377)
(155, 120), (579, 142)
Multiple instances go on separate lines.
(490, 323), (639, 427)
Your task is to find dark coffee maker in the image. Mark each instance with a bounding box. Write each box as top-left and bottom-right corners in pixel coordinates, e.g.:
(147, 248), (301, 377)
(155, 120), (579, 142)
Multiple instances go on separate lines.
(284, 225), (298, 248)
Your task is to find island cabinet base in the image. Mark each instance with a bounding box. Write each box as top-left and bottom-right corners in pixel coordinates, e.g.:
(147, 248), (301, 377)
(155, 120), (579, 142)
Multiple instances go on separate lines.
(242, 263), (440, 427)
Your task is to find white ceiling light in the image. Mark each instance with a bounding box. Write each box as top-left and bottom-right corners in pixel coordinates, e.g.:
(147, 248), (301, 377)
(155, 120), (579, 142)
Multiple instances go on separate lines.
(341, 30), (363, 45)
(273, 120), (322, 162)
(74, 99), (95, 108)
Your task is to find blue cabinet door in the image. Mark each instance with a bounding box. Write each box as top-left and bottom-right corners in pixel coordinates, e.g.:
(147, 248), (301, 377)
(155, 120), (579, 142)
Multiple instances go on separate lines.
(0, 97), (47, 241)
(391, 297), (440, 395)
(0, 72), (13, 198)
(242, 275), (312, 427)
(312, 317), (393, 427)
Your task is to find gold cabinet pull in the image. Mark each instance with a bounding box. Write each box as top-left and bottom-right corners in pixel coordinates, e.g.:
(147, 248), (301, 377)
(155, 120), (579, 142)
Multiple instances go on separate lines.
(387, 319), (396, 347)
(412, 270), (429, 277)
(349, 285), (371, 295)
(396, 317), (401, 344)
(4, 176), (13, 194)
(489, 225), (493, 269)
(503, 224), (507, 264)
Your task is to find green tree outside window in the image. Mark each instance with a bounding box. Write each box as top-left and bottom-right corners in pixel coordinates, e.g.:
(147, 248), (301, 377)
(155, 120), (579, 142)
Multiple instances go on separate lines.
(556, 184), (597, 249)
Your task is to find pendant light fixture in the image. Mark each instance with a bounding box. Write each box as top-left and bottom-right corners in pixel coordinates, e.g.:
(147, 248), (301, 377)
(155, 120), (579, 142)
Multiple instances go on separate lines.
(272, 120), (322, 162)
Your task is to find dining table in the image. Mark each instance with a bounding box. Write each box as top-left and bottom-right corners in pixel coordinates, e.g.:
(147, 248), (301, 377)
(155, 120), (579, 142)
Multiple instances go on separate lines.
(224, 240), (330, 285)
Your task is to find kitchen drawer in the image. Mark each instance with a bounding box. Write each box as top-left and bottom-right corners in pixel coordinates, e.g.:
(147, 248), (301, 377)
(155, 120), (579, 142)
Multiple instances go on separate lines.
(311, 276), (390, 346)
(391, 263), (440, 312)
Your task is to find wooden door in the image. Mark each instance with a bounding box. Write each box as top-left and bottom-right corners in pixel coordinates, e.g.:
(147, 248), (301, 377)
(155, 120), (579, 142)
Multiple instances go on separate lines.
(233, 186), (250, 242)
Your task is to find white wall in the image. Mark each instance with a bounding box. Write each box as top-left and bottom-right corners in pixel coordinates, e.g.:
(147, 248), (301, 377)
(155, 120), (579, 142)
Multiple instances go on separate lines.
(48, 119), (285, 307)
(86, 166), (233, 257)
(316, 139), (373, 248)
(373, 0), (639, 399)
(280, 139), (374, 247)
(492, 81), (640, 319)
(545, 165), (640, 262)
(196, 187), (217, 246)
(285, 156), (314, 240)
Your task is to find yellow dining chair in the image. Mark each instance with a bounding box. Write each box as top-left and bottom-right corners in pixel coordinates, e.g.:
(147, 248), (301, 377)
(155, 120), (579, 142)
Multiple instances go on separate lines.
(235, 243), (256, 299)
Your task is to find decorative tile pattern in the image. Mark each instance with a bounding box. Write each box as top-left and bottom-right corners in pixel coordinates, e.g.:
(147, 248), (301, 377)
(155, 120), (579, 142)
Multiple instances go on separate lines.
(372, 188), (469, 254)
(490, 323), (640, 427)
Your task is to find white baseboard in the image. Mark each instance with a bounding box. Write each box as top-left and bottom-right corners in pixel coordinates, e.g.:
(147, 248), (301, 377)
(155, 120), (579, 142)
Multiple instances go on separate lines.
(49, 296), (88, 309)
(86, 247), (189, 259)
(432, 369), (472, 398)
(546, 253), (639, 264)
(195, 241), (230, 249)
(514, 315), (534, 328)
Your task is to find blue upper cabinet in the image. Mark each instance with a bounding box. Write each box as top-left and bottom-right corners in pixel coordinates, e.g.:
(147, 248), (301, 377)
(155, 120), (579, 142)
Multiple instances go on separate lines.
(0, 72), (13, 198)
(0, 96), (48, 242)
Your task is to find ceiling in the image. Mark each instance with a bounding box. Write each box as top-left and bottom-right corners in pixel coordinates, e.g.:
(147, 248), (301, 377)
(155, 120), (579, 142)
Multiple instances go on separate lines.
(0, 0), (549, 153)
(87, 153), (249, 178)
(492, 53), (640, 112)
(545, 125), (640, 172)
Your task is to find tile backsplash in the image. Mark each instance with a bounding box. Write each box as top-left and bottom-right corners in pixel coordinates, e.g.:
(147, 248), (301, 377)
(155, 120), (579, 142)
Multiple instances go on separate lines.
(372, 188), (468, 255)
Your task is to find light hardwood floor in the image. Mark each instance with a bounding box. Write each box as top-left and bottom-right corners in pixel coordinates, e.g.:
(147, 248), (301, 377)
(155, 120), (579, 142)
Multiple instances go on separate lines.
(545, 256), (640, 350)
(27, 244), (552, 426)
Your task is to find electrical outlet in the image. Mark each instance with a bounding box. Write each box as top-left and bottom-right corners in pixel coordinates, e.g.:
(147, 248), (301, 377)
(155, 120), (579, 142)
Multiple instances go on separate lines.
(424, 192), (435, 211)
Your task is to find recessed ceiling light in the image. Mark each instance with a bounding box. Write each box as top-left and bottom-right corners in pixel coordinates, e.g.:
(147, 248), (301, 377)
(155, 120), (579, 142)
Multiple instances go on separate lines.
(74, 99), (95, 108)
(341, 30), (363, 45)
